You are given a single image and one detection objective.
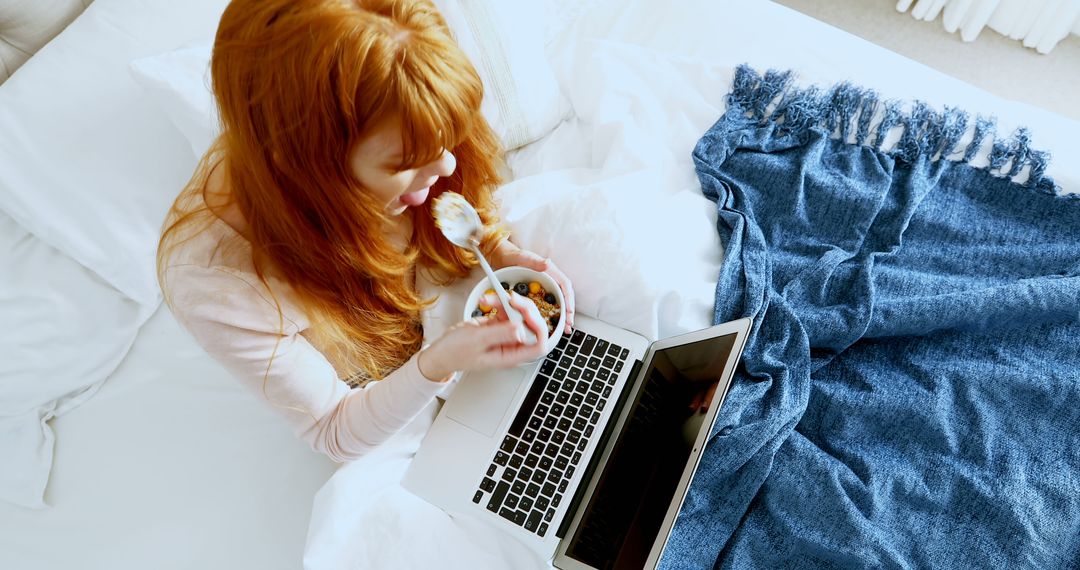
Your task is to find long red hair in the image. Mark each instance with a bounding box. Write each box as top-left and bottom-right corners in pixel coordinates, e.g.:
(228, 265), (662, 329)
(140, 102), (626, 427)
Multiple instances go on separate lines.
(158, 0), (508, 382)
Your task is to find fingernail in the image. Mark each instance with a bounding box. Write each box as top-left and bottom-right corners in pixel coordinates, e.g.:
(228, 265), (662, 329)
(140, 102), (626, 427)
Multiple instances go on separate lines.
(516, 326), (526, 343)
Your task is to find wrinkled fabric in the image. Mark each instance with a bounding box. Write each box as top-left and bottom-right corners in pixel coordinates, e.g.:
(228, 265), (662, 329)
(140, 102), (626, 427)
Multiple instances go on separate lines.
(660, 66), (1080, 570)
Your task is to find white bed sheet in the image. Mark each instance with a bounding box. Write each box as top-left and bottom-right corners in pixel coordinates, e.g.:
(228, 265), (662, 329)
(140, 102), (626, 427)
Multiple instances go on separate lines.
(4, 1), (1079, 569)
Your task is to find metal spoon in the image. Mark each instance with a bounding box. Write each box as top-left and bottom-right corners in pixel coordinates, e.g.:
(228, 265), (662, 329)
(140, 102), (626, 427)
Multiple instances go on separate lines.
(433, 192), (537, 345)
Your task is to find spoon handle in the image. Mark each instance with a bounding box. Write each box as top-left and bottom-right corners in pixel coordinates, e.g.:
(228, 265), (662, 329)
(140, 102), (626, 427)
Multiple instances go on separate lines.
(471, 244), (538, 345)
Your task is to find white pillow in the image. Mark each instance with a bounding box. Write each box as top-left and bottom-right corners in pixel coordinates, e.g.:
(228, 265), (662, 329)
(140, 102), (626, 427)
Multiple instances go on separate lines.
(0, 0), (229, 307)
(130, 1), (569, 161)
(0, 211), (153, 509)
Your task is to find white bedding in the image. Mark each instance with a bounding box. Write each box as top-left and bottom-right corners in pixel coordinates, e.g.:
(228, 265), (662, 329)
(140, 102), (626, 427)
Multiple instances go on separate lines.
(4, 0), (1080, 569)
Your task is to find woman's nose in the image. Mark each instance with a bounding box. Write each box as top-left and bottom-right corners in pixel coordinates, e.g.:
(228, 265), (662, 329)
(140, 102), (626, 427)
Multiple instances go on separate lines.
(432, 149), (456, 178)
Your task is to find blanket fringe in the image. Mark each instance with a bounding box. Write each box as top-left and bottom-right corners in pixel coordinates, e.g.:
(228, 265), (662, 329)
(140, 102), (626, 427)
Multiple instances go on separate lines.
(727, 65), (1055, 190)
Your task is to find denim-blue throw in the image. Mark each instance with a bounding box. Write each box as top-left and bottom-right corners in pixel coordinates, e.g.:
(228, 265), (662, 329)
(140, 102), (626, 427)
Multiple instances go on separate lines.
(659, 66), (1080, 570)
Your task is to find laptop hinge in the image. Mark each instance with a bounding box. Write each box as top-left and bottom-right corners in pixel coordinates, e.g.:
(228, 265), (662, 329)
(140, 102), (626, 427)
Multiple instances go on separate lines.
(556, 357), (644, 539)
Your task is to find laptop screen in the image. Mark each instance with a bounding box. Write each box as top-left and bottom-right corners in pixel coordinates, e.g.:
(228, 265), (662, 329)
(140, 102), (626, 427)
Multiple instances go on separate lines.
(562, 332), (739, 570)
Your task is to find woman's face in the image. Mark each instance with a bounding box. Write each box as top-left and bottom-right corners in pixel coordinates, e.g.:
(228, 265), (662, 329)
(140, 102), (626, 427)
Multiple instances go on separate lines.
(349, 115), (457, 216)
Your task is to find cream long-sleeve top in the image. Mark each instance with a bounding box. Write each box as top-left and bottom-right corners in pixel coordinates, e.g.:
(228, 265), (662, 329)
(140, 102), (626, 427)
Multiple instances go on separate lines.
(161, 213), (448, 463)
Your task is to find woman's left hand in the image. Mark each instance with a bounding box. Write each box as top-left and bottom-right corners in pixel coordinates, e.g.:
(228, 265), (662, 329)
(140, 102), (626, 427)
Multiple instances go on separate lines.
(491, 240), (575, 334)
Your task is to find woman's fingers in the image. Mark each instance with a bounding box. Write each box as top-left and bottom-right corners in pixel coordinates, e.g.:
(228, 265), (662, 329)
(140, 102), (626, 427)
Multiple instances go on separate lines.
(544, 262), (575, 333)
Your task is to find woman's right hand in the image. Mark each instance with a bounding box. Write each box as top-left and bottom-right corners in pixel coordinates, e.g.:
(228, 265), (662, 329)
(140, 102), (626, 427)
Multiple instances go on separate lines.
(418, 291), (549, 382)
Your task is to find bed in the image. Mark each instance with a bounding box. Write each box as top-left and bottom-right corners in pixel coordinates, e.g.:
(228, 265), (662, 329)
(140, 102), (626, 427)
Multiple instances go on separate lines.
(1, 0), (1077, 568)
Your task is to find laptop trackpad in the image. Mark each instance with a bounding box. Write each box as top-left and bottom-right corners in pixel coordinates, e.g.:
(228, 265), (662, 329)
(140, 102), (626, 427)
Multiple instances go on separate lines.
(443, 367), (527, 437)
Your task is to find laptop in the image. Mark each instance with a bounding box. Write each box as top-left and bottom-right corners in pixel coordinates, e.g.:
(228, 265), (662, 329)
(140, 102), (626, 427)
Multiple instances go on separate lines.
(403, 313), (751, 569)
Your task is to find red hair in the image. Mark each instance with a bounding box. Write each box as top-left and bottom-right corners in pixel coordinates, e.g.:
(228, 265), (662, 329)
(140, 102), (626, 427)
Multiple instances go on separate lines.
(159, 0), (508, 381)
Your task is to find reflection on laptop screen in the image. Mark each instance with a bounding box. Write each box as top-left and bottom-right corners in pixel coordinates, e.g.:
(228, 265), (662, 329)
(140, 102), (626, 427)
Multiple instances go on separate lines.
(564, 333), (738, 570)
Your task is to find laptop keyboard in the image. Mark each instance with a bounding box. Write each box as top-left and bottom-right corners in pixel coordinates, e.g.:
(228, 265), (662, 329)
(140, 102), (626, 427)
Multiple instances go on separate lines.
(471, 329), (631, 537)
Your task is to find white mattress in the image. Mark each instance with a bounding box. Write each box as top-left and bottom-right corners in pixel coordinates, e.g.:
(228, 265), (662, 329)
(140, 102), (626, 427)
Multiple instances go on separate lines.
(3, 1), (1079, 569)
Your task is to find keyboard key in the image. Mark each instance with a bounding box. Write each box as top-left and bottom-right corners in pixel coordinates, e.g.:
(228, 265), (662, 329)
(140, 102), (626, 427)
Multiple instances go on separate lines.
(584, 426), (594, 438)
(582, 369), (595, 382)
(535, 404), (549, 418)
(577, 439), (588, 452)
(580, 404), (594, 418)
(557, 336), (569, 349)
(573, 417), (587, 430)
(544, 443), (559, 458)
(554, 456), (568, 470)
(546, 380), (560, 393)
(620, 347), (629, 359)
(502, 468), (517, 482)
(561, 442), (575, 456)
(512, 481), (526, 495)
(526, 483), (541, 498)
(473, 491), (483, 504)
(545, 508), (555, 522)
(571, 330), (585, 345)
(553, 368), (566, 380)
(592, 411), (601, 424)
(519, 467), (533, 483)
(551, 403), (564, 416)
(615, 362), (623, 373)
(531, 441), (545, 454)
(559, 480), (568, 493)
(532, 469), (546, 484)
(505, 494), (519, 510)
(523, 429), (536, 443)
(540, 360), (555, 374)
(567, 429), (581, 444)
(602, 386), (611, 398)
(572, 452), (582, 465)
(539, 522), (549, 537)
(528, 417), (543, 430)
(556, 392), (569, 404)
(588, 356), (601, 370)
(574, 354), (588, 368)
(486, 464), (497, 477)
(568, 367), (582, 380)
(525, 454), (539, 468)
(536, 496), (549, 511)
(560, 356), (573, 368)
(480, 477), (496, 492)
(495, 452), (509, 466)
(565, 344), (578, 357)
(516, 442), (530, 455)
(575, 381), (588, 394)
(585, 392), (599, 406)
(596, 339), (609, 355)
(603, 356), (617, 369)
(564, 406), (578, 419)
(550, 469), (564, 483)
(510, 455), (523, 468)
(500, 507), (516, 521)
(542, 483), (557, 497)
(597, 399), (606, 411)
(539, 457), (553, 471)
(520, 497), (535, 513)
(551, 431), (565, 445)
(514, 510), (528, 526)
(566, 466), (575, 479)
(544, 417), (558, 429)
(570, 393), (584, 406)
(590, 379), (604, 393)
(558, 418), (572, 431)
(500, 436), (516, 453)
(541, 392), (554, 405)
(597, 368), (610, 382)
(526, 510), (542, 532)
(582, 334), (597, 355)
(488, 482), (510, 512)
(608, 343), (621, 356)
(553, 494), (563, 508)
(538, 428), (552, 442)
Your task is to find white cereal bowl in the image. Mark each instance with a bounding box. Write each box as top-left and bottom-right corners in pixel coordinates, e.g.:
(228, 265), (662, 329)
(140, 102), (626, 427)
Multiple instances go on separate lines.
(463, 265), (566, 354)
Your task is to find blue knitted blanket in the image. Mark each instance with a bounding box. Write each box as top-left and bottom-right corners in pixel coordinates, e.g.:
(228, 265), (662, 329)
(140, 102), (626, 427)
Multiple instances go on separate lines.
(660, 66), (1080, 570)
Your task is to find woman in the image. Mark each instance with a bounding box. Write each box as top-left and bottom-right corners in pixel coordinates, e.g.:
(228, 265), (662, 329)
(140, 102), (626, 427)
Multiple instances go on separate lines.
(157, 0), (575, 463)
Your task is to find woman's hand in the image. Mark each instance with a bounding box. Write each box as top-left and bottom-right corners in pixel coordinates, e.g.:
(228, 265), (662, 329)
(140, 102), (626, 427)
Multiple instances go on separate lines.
(491, 239), (575, 334)
(418, 291), (549, 382)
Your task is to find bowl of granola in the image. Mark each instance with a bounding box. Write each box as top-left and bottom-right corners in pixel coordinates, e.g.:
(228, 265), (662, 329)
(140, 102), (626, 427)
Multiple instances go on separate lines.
(463, 265), (566, 354)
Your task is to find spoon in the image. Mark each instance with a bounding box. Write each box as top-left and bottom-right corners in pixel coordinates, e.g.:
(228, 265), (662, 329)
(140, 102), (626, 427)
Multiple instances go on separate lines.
(433, 192), (537, 345)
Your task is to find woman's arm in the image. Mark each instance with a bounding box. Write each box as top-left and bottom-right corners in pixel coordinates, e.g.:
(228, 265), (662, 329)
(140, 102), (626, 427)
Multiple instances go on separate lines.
(166, 264), (448, 463)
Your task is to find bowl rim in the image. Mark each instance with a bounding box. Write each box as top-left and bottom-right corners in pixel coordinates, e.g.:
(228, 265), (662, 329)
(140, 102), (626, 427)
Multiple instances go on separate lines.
(463, 265), (566, 341)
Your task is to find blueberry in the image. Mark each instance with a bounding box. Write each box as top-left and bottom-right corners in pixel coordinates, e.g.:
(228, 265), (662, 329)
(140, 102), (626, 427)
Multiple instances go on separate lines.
(500, 281), (510, 290)
(549, 315), (560, 329)
(544, 293), (557, 304)
(472, 309), (483, 318)
(513, 282), (529, 296)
